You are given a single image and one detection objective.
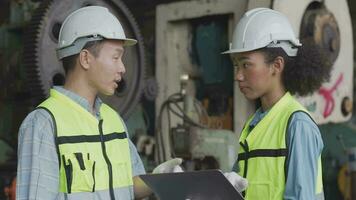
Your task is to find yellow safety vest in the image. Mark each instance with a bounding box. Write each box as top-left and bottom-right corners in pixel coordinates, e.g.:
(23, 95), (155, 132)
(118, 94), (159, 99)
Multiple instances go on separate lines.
(237, 92), (323, 200)
(38, 89), (133, 199)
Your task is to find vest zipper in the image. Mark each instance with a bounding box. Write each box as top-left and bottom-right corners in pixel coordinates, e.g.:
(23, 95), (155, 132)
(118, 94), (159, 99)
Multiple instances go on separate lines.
(99, 119), (115, 200)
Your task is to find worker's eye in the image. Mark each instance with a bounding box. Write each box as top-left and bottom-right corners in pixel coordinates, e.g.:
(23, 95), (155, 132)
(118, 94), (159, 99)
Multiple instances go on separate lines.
(242, 63), (251, 68)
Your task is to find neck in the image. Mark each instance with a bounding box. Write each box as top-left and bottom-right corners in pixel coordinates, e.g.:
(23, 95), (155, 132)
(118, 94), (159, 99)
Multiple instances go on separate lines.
(64, 72), (97, 110)
(260, 86), (286, 112)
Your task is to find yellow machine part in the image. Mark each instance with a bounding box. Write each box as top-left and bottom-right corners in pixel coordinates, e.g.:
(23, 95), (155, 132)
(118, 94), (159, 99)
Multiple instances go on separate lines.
(338, 164), (351, 200)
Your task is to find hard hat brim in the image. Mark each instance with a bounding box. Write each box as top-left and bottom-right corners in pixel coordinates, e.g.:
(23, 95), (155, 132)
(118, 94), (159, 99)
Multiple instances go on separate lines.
(221, 46), (263, 55)
(122, 38), (137, 46)
(221, 41), (301, 55)
(221, 49), (245, 54)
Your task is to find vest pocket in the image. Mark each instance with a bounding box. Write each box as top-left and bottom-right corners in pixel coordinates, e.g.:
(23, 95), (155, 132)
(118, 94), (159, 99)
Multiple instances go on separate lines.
(247, 181), (271, 200)
(63, 153), (96, 193)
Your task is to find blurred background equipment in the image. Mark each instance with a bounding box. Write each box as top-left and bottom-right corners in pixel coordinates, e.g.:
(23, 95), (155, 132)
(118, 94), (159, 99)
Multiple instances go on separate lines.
(156, 74), (237, 171)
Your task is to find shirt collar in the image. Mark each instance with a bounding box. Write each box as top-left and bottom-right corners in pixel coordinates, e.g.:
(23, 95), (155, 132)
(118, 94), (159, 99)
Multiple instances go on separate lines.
(53, 86), (103, 118)
(249, 107), (270, 127)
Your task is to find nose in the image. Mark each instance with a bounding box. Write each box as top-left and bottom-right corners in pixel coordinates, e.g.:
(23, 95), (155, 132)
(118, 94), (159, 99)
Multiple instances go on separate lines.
(118, 60), (126, 74)
(235, 67), (244, 81)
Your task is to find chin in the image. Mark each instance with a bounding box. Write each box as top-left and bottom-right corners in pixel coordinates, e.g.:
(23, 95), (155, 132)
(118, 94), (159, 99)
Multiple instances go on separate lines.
(244, 94), (259, 101)
(107, 90), (115, 96)
(101, 89), (115, 96)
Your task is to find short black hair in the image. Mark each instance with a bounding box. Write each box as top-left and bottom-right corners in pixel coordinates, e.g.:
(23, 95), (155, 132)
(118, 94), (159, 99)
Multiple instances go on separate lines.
(259, 38), (332, 96)
(61, 39), (104, 74)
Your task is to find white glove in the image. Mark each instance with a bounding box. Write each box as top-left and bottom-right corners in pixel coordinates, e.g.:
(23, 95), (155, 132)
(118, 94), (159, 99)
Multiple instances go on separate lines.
(152, 158), (184, 174)
(224, 172), (248, 192)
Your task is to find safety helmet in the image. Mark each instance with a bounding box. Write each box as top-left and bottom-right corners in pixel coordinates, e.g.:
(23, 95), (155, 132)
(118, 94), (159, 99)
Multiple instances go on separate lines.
(223, 8), (301, 56)
(57, 6), (137, 60)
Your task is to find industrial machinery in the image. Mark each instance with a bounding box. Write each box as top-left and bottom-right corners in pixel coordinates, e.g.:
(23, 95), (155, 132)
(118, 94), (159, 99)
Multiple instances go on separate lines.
(156, 74), (237, 171)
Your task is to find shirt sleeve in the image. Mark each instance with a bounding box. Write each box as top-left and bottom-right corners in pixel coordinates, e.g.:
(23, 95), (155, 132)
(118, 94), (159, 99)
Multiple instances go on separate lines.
(128, 139), (146, 176)
(16, 109), (60, 200)
(118, 116), (146, 176)
(283, 112), (324, 200)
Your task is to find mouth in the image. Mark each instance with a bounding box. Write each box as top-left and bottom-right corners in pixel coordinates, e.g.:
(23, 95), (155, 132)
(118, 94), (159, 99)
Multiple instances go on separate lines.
(239, 86), (248, 93)
(115, 78), (126, 94)
(114, 77), (122, 86)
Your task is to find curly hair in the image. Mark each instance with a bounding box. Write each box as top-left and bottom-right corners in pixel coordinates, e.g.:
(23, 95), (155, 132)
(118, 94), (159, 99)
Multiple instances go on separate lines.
(260, 37), (332, 96)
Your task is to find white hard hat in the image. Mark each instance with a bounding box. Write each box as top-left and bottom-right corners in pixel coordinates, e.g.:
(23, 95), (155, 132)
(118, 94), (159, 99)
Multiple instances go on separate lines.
(57, 6), (137, 59)
(223, 8), (301, 56)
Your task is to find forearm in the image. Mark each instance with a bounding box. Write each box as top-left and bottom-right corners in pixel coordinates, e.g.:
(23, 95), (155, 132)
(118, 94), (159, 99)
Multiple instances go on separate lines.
(133, 176), (152, 199)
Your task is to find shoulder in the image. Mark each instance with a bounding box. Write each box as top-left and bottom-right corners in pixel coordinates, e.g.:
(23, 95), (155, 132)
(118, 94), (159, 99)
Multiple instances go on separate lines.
(287, 111), (324, 149)
(21, 108), (53, 127)
(19, 108), (55, 138)
(288, 111), (318, 130)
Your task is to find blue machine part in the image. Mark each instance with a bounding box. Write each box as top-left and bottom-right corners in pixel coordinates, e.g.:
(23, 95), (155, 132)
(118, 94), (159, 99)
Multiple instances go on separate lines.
(193, 17), (233, 88)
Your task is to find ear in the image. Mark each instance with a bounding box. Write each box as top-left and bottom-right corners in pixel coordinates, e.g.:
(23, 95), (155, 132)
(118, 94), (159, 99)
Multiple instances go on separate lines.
(78, 49), (93, 70)
(271, 56), (284, 75)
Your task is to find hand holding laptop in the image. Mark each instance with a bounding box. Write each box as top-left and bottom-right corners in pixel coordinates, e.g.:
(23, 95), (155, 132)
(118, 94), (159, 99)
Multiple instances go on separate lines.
(152, 158), (248, 193)
(153, 158), (184, 174)
(140, 169), (245, 200)
(224, 172), (248, 192)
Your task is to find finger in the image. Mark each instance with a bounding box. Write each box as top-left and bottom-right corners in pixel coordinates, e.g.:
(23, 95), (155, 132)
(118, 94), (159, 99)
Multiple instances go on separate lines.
(172, 165), (184, 172)
(237, 178), (248, 190)
(164, 158), (183, 168)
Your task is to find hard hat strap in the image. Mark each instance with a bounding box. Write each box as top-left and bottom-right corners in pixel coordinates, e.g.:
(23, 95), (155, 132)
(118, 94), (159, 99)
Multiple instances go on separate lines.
(57, 35), (104, 60)
(266, 41), (299, 57)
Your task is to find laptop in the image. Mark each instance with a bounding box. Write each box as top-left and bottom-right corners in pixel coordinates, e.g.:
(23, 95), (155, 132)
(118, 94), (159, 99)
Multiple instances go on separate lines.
(139, 170), (244, 200)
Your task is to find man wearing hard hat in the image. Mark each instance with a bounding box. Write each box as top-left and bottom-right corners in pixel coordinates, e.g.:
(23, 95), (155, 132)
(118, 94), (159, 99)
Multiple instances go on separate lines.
(223, 8), (327, 200)
(16, 6), (183, 200)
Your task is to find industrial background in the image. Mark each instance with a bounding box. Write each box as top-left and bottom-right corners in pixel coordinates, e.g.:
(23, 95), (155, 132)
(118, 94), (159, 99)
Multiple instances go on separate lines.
(0, 0), (355, 199)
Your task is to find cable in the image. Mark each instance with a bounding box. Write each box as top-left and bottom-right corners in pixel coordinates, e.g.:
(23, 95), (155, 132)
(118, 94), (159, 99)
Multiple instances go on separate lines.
(167, 103), (176, 158)
(155, 92), (209, 162)
(155, 93), (181, 162)
(142, 106), (150, 132)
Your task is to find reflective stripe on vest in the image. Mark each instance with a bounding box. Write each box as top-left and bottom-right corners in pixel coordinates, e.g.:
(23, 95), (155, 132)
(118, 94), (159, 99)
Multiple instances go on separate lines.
(237, 92), (323, 200)
(38, 89), (133, 200)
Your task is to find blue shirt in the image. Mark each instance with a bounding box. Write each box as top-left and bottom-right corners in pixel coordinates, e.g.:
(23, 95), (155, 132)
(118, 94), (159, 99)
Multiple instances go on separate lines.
(16, 87), (145, 200)
(240, 108), (324, 200)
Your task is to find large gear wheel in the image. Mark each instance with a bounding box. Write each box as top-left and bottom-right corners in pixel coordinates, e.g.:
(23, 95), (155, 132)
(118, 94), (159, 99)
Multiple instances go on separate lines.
(299, 3), (340, 65)
(23, 0), (146, 119)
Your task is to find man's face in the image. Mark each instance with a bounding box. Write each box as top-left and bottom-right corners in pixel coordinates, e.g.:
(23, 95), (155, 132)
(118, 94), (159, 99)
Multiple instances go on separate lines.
(231, 51), (274, 100)
(87, 40), (125, 96)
